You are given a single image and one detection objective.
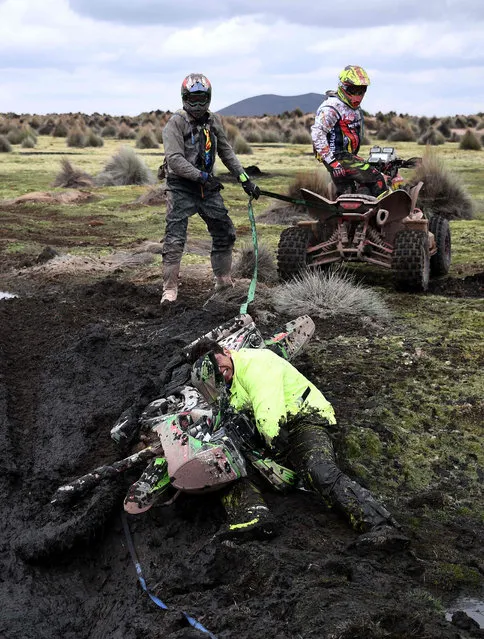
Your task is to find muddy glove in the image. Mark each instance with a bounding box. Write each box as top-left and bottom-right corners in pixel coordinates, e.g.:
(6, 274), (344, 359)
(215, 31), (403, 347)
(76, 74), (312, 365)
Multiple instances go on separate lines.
(204, 175), (224, 192)
(238, 172), (260, 199)
(329, 161), (347, 179)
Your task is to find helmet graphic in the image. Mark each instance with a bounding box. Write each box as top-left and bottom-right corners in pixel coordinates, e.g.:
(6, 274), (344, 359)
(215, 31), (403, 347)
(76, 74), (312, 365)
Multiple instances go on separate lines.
(191, 351), (225, 404)
(337, 65), (370, 109)
(181, 73), (212, 119)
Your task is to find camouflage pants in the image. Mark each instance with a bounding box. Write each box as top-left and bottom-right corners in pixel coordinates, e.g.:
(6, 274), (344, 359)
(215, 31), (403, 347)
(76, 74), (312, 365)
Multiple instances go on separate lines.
(327, 153), (387, 197)
(162, 178), (236, 275)
(287, 418), (392, 532)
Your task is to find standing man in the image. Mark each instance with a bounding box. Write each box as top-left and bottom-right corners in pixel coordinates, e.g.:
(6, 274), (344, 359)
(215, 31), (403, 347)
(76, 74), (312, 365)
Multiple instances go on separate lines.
(160, 73), (260, 304)
(311, 65), (387, 197)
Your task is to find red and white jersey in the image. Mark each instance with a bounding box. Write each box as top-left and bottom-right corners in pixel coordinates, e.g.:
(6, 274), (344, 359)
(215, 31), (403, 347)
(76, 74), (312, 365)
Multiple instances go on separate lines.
(311, 92), (364, 165)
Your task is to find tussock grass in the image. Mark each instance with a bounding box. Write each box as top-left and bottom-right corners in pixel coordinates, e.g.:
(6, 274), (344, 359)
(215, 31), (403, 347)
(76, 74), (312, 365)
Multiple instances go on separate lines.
(52, 158), (94, 188)
(133, 185), (167, 206)
(21, 136), (36, 148)
(271, 269), (391, 320)
(233, 135), (252, 154)
(418, 128), (445, 146)
(117, 123), (137, 140)
(136, 126), (159, 149)
(287, 168), (333, 200)
(67, 126), (86, 148)
(0, 135), (12, 152)
(459, 129), (482, 151)
(95, 146), (155, 186)
(409, 147), (474, 219)
(233, 242), (278, 284)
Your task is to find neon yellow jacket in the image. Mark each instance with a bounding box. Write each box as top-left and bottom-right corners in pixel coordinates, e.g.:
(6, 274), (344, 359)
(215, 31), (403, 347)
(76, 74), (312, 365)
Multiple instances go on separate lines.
(228, 349), (336, 446)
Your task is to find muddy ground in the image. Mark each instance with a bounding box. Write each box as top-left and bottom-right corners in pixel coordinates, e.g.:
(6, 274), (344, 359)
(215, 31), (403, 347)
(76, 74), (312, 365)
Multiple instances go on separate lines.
(0, 235), (483, 639)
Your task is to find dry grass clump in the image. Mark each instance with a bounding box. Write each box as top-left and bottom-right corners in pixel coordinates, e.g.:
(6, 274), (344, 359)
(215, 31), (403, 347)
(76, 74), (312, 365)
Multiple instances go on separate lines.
(133, 185), (167, 206)
(117, 123), (137, 140)
(287, 169), (333, 200)
(418, 128), (445, 146)
(101, 124), (118, 138)
(52, 120), (69, 137)
(21, 136), (36, 148)
(85, 129), (104, 147)
(136, 126), (159, 149)
(459, 129), (481, 151)
(232, 242), (278, 284)
(95, 146), (155, 186)
(52, 158), (94, 188)
(0, 135), (12, 152)
(67, 126), (86, 148)
(271, 268), (391, 320)
(233, 135), (252, 154)
(408, 147), (474, 219)
(289, 127), (312, 144)
(257, 169), (332, 225)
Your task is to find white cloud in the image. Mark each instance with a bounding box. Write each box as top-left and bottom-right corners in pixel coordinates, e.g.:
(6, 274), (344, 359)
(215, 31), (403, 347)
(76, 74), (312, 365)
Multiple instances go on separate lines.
(0, 0), (482, 115)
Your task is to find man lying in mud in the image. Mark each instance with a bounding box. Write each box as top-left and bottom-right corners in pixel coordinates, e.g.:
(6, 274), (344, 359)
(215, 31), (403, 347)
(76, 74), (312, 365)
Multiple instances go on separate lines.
(189, 340), (410, 551)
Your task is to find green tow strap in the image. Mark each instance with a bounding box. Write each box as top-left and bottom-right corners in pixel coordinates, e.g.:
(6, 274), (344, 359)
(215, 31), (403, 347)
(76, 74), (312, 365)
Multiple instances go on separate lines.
(239, 197), (258, 315)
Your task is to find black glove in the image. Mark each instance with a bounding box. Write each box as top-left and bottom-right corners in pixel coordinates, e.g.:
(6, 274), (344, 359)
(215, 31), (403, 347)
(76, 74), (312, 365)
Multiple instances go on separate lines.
(241, 179), (260, 199)
(204, 175), (224, 192)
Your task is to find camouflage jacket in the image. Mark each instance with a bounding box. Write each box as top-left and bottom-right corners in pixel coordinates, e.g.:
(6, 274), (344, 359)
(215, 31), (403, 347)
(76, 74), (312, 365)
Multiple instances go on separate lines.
(162, 109), (245, 183)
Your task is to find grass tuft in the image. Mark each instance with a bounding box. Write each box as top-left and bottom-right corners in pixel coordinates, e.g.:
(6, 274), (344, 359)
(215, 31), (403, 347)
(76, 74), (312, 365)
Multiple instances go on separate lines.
(52, 158), (94, 188)
(271, 268), (391, 320)
(0, 135), (12, 152)
(95, 146), (155, 186)
(232, 242), (278, 284)
(409, 147), (474, 219)
(459, 129), (482, 151)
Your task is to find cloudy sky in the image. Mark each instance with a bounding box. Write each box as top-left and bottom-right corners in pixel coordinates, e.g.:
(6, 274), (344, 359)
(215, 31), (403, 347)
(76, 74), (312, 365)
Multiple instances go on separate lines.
(1, 0), (483, 117)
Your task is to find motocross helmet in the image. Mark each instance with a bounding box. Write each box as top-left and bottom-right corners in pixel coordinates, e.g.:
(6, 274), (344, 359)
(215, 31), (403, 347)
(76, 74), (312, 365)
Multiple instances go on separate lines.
(338, 65), (370, 109)
(191, 351), (225, 404)
(181, 73), (212, 120)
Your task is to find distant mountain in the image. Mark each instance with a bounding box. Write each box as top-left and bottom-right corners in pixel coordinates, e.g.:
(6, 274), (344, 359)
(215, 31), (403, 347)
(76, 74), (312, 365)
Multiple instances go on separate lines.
(217, 93), (325, 117)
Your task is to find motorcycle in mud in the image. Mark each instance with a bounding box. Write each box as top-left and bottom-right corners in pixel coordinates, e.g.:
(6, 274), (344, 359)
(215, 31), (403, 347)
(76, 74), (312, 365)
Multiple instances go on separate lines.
(275, 146), (452, 292)
(50, 313), (315, 517)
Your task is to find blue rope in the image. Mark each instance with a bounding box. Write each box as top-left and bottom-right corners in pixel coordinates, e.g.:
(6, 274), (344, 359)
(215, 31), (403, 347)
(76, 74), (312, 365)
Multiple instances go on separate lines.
(121, 512), (218, 639)
(239, 197), (258, 315)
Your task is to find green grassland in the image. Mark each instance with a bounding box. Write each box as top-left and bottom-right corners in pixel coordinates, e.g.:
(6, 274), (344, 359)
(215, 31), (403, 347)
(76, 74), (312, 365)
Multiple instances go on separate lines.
(1, 134), (483, 592)
(1, 137), (483, 267)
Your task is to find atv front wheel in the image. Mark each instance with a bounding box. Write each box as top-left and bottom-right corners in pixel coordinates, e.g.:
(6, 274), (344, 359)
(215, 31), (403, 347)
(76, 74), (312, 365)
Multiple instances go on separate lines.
(277, 226), (310, 281)
(392, 229), (430, 292)
(429, 215), (451, 276)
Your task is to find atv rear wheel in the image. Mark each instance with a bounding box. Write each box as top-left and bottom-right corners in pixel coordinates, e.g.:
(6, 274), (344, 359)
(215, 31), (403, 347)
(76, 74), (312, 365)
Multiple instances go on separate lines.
(429, 215), (451, 276)
(392, 229), (430, 292)
(277, 226), (310, 281)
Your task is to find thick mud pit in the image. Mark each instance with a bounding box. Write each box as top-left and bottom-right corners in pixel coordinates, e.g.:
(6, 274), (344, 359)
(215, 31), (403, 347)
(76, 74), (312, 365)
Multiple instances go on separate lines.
(1, 269), (483, 639)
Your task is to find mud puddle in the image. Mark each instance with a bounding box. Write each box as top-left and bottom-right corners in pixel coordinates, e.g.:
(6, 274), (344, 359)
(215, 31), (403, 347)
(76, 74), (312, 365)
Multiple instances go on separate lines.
(0, 277), (482, 639)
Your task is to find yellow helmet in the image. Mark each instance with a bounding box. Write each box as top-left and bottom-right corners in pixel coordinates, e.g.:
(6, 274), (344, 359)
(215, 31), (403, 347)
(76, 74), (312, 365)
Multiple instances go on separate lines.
(338, 65), (370, 109)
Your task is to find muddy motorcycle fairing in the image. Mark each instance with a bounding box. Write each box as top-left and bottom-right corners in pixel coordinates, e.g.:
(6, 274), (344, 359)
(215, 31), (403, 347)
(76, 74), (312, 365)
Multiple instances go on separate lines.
(154, 413), (247, 493)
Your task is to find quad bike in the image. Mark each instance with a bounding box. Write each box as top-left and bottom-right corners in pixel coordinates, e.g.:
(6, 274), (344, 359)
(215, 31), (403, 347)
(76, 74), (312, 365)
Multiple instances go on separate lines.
(276, 146), (452, 292)
(51, 314), (315, 512)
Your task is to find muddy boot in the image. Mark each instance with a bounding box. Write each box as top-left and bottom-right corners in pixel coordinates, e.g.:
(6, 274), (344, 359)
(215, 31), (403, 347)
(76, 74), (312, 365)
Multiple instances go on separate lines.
(217, 480), (277, 542)
(124, 458), (172, 514)
(212, 251), (234, 291)
(350, 524), (410, 554)
(160, 262), (180, 304)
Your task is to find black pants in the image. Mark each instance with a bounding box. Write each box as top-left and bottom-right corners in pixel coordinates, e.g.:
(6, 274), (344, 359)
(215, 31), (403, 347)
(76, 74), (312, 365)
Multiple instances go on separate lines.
(287, 418), (392, 532)
(328, 153), (387, 198)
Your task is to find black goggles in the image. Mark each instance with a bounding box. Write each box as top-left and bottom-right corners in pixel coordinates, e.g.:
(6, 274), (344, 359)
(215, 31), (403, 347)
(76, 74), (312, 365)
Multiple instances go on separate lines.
(186, 92), (210, 106)
(345, 85), (367, 96)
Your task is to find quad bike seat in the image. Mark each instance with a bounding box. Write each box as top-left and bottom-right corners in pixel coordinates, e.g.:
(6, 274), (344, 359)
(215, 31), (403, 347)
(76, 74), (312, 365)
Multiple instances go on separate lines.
(336, 193), (378, 204)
